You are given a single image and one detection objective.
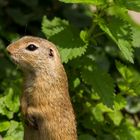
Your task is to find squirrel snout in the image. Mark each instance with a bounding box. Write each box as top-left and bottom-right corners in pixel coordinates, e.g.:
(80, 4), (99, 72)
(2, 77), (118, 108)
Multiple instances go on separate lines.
(6, 47), (13, 55)
(7, 49), (11, 55)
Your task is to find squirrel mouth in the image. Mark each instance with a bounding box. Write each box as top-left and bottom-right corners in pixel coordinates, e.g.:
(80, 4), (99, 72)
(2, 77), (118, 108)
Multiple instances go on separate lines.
(10, 55), (19, 65)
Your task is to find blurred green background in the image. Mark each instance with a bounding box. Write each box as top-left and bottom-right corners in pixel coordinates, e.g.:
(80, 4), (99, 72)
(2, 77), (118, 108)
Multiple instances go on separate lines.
(1, 0), (140, 140)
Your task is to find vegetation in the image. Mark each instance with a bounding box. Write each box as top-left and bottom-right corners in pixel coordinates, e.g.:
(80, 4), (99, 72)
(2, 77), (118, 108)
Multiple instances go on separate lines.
(1, 0), (140, 139)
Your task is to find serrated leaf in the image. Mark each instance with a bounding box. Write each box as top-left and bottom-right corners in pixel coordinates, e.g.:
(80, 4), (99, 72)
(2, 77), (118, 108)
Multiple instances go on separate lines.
(42, 16), (68, 39)
(42, 16), (88, 63)
(98, 16), (134, 63)
(0, 87), (20, 118)
(114, 95), (126, 110)
(115, 121), (136, 140)
(0, 96), (13, 119)
(80, 30), (89, 43)
(108, 110), (123, 126)
(0, 121), (10, 132)
(122, 0), (140, 12)
(81, 63), (115, 107)
(92, 106), (104, 122)
(116, 61), (132, 80)
(5, 88), (20, 113)
(116, 61), (140, 82)
(4, 121), (23, 140)
(59, 0), (105, 5)
(116, 61), (140, 95)
(132, 26), (140, 47)
(92, 103), (112, 122)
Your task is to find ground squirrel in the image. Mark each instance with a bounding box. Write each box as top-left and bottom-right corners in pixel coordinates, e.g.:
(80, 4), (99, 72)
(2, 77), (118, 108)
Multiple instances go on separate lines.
(7, 36), (77, 140)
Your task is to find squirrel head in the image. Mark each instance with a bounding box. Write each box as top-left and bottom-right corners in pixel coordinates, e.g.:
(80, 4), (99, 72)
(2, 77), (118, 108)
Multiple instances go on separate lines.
(7, 36), (62, 73)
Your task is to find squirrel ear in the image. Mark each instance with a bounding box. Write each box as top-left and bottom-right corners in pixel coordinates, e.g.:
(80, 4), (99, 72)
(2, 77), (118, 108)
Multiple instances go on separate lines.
(49, 48), (54, 57)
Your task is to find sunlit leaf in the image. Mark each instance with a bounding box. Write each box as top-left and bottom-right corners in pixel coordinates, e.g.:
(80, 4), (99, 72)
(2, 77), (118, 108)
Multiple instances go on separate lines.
(42, 16), (88, 63)
(81, 63), (115, 107)
(59, 0), (105, 5)
(98, 16), (134, 63)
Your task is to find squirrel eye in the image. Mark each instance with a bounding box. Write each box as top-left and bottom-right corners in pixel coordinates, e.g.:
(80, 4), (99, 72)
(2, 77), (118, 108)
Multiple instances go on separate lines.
(49, 49), (54, 57)
(26, 44), (38, 51)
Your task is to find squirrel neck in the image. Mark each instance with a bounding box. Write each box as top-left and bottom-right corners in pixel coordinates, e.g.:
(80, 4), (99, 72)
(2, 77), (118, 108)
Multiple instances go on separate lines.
(23, 66), (69, 100)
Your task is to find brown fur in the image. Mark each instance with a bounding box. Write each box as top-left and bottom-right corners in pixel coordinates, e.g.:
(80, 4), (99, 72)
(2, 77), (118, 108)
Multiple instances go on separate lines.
(7, 36), (77, 140)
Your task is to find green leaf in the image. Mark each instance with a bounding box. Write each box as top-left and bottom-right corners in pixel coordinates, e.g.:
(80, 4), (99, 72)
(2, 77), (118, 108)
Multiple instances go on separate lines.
(0, 121), (10, 132)
(92, 103), (112, 122)
(121, 0), (140, 12)
(4, 121), (23, 140)
(5, 88), (20, 113)
(98, 16), (134, 63)
(132, 26), (140, 47)
(92, 106), (104, 122)
(0, 87), (20, 118)
(81, 63), (115, 107)
(115, 121), (136, 140)
(0, 96), (13, 119)
(116, 61), (140, 82)
(73, 78), (80, 88)
(114, 95), (127, 110)
(42, 16), (88, 63)
(42, 16), (69, 39)
(59, 0), (105, 5)
(80, 30), (89, 43)
(116, 61), (132, 80)
(108, 110), (123, 126)
(116, 61), (140, 95)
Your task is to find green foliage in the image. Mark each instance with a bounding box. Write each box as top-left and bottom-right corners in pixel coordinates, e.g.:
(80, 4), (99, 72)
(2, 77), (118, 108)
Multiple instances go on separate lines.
(59, 0), (105, 5)
(81, 62), (115, 107)
(42, 16), (88, 63)
(118, 0), (140, 12)
(98, 16), (134, 63)
(1, 0), (140, 139)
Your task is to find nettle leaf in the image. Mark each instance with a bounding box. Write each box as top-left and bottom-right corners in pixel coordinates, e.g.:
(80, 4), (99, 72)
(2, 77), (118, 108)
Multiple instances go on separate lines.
(92, 106), (104, 122)
(114, 95), (127, 110)
(0, 121), (10, 132)
(121, 0), (140, 12)
(108, 110), (123, 126)
(115, 121), (136, 140)
(42, 16), (68, 39)
(42, 16), (87, 63)
(116, 61), (140, 82)
(0, 88), (20, 119)
(132, 26), (140, 47)
(4, 121), (23, 140)
(92, 103), (112, 122)
(0, 96), (13, 119)
(4, 88), (20, 113)
(106, 5), (128, 19)
(116, 61), (140, 95)
(98, 16), (134, 63)
(59, 0), (105, 5)
(81, 63), (115, 107)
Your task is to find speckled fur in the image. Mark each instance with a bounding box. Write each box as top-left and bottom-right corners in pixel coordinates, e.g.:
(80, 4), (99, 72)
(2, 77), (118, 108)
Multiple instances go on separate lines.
(7, 36), (77, 140)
